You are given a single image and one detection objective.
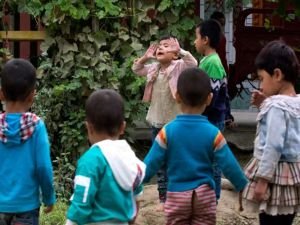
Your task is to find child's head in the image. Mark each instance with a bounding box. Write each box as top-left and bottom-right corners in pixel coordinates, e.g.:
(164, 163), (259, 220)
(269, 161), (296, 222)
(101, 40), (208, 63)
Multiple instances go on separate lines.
(176, 67), (212, 110)
(194, 19), (221, 54)
(255, 40), (300, 96)
(85, 89), (125, 143)
(210, 11), (225, 28)
(155, 35), (179, 64)
(0, 58), (36, 107)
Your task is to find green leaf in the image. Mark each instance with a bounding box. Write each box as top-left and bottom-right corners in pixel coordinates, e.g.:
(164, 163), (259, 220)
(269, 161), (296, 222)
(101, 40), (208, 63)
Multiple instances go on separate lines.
(61, 41), (78, 54)
(120, 44), (133, 58)
(82, 27), (91, 33)
(110, 39), (121, 52)
(158, 0), (171, 12)
(130, 43), (143, 51)
(40, 37), (55, 52)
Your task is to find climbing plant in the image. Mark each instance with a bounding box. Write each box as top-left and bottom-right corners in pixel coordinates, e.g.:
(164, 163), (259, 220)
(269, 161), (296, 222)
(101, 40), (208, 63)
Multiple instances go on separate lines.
(0, 0), (200, 200)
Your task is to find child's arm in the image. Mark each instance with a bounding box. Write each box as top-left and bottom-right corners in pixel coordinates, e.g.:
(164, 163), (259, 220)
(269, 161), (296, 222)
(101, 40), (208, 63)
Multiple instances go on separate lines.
(132, 44), (157, 76)
(143, 128), (167, 183)
(213, 131), (248, 192)
(251, 90), (266, 108)
(35, 121), (56, 211)
(178, 48), (198, 67)
(253, 107), (285, 200)
(66, 156), (100, 225)
(130, 187), (143, 225)
(167, 38), (198, 67)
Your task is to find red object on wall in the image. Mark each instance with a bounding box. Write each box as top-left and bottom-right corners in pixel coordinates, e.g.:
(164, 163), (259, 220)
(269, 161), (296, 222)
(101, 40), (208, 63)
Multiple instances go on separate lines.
(19, 13), (31, 59)
(194, 0), (200, 17)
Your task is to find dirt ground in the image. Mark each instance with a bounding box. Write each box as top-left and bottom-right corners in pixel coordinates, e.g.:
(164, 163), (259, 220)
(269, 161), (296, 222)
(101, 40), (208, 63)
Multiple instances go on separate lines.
(135, 184), (300, 225)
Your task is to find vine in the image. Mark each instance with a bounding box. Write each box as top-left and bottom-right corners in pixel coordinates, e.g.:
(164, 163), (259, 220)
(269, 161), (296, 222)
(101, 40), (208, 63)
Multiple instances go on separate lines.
(0, 0), (199, 200)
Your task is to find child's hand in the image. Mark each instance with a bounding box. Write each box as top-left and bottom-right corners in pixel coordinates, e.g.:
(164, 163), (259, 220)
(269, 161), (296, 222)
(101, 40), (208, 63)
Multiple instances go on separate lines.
(143, 44), (158, 60)
(251, 90), (266, 108)
(44, 205), (54, 214)
(254, 178), (268, 202)
(167, 38), (180, 54)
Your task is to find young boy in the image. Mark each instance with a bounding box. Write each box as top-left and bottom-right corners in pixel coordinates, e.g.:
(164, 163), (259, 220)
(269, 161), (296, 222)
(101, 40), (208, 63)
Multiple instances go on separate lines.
(66, 89), (146, 225)
(0, 59), (55, 224)
(143, 68), (247, 225)
(194, 19), (230, 200)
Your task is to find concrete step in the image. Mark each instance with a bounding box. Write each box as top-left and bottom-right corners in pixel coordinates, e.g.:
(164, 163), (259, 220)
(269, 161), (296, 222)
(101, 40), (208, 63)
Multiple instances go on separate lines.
(130, 110), (258, 152)
(224, 111), (257, 152)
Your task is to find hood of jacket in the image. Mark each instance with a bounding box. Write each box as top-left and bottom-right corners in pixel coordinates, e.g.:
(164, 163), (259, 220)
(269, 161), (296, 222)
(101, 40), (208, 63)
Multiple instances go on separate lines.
(95, 139), (146, 191)
(0, 113), (40, 146)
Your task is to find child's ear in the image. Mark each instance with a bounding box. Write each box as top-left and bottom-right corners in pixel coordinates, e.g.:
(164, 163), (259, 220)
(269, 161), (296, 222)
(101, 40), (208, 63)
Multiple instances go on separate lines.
(85, 121), (93, 135)
(175, 91), (182, 104)
(26, 90), (35, 103)
(205, 92), (213, 106)
(273, 68), (284, 81)
(119, 121), (126, 136)
(202, 36), (209, 45)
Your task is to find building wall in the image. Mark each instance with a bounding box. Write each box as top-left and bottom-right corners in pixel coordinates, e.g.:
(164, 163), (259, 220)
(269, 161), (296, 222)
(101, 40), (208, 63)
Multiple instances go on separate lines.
(199, 0), (253, 65)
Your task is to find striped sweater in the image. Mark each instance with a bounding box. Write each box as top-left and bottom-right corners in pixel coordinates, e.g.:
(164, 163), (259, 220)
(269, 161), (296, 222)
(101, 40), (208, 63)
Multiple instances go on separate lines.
(143, 114), (247, 192)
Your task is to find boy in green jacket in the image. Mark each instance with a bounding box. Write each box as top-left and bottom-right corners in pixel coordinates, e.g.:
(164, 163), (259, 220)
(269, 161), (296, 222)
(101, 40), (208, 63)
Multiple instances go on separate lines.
(66, 89), (146, 225)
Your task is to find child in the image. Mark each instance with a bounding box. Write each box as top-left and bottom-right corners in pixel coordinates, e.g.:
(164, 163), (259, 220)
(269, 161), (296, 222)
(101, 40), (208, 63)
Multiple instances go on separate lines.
(66, 89), (146, 225)
(0, 59), (55, 224)
(194, 19), (229, 200)
(210, 11), (229, 75)
(243, 41), (300, 225)
(132, 36), (197, 205)
(143, 67), (248, 225)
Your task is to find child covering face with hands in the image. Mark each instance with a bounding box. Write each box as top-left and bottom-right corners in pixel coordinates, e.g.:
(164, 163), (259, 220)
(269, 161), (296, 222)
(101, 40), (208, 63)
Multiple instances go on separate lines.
(132, 36), (197, 207)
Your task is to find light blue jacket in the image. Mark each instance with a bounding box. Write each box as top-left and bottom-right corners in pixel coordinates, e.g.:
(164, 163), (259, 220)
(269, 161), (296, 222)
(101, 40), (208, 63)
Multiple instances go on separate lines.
(254, 95), (300, 179)
(0, 113), (55, 213)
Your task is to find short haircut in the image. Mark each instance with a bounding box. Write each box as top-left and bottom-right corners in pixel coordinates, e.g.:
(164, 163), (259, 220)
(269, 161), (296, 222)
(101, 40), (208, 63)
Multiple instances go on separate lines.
(85, 89), (124, 136)
(197, 19), (221, 49)
(177, 67), (211, 107)
(1, 58), (36, 101)
(210, 11), (225, 21)
(255, 40), (300, 85)
(159, 34), (175, 42)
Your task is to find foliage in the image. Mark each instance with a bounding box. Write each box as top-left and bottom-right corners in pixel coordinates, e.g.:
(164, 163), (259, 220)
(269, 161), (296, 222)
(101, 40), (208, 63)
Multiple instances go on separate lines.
(40, 201), (68, 225)
(0, 0), (199, 200)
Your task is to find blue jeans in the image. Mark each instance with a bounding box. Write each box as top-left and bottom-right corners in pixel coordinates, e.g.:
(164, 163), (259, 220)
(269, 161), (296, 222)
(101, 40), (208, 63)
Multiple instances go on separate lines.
(152, 126), (168, 203)
(0, 208), (39, 225)
(212, 121), (225, 200)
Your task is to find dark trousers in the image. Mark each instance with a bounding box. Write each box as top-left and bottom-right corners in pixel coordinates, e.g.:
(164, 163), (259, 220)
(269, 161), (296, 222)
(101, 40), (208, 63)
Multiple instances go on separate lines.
(259, 213), (295, 225)
(211, 121), (225, 200)
(152, 126), (168, 203)
(0, 208), (39, 225)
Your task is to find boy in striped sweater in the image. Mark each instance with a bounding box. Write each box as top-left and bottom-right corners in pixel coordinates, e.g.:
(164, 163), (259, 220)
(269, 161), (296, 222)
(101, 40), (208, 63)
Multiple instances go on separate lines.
(143, 68), (247, 225)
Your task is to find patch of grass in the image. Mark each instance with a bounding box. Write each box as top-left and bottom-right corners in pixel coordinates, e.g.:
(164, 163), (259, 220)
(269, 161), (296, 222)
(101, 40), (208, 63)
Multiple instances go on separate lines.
(40, 201), (68, 225)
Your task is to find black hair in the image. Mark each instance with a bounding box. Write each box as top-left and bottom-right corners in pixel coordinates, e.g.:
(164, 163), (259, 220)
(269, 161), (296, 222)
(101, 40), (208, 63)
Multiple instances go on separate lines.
(159, 34), (175, 42)
(255, 40), (300, 85)
(85, 89), (124, 136)
(210, 11), (225, 21)
(177, 67), (211, 107)
(1, 58), (36, 101)
(197, 19), (221, 49)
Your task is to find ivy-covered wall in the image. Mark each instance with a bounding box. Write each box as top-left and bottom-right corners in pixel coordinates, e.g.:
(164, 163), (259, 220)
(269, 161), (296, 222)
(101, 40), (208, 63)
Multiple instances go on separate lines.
(0, 0), (200, 200)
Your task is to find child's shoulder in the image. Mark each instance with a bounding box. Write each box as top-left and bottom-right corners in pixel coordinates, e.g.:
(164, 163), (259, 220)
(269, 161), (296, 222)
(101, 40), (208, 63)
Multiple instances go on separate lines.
(258, 95), (300, 120)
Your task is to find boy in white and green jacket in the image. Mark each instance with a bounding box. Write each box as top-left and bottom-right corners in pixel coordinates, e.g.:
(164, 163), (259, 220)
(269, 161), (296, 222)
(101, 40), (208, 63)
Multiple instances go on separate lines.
(66, 89), (146, 225)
